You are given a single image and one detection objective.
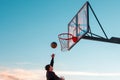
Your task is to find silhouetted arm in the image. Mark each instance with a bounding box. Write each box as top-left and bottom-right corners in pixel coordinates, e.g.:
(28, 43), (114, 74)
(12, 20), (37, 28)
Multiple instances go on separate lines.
(50, 57), (54, 67)
(50, 54), (55, 67)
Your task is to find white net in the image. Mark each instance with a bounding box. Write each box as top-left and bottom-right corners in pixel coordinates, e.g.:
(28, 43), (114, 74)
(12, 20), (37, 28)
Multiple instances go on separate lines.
(58, 33), (73, 51)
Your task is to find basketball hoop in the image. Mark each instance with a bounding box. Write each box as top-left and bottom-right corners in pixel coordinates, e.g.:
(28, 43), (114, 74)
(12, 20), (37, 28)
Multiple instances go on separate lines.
(58, 33), (78, 51)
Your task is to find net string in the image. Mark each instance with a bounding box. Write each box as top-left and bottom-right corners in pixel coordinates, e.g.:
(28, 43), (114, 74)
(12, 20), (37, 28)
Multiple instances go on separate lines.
(58, 33), (73, 51)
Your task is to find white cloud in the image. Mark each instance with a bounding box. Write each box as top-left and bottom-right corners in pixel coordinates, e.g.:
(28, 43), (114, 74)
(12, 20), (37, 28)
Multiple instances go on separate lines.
(0, 69), (46, 80)
(0, 67), (120, 80)
(57, 71), (120, 76)
(15, 62), (32, 65)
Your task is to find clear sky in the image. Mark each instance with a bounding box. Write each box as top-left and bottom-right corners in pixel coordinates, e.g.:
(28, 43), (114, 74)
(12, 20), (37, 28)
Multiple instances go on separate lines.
(0, 0), (120, 80)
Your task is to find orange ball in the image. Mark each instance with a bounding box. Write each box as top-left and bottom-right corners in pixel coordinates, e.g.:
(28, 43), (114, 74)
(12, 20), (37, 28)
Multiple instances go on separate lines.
(51, 42), (57, 48)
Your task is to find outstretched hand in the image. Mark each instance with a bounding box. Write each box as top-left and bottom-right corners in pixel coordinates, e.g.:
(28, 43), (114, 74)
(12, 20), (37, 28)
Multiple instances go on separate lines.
(60, 76), (65, 80)
(51, 54), (55, 58)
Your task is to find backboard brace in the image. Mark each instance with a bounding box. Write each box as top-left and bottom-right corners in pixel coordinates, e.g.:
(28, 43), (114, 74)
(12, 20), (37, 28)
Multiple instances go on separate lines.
(58, 1), (120, 51)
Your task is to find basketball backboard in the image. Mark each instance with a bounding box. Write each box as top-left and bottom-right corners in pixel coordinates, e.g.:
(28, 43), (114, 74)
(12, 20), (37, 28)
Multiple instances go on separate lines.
(58, 1), (120, 51)
(68, 2), (89, 50)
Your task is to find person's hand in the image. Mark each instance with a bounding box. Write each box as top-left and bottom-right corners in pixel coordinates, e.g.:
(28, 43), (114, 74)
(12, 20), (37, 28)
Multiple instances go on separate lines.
(60, 76), (65, 80)
(51, 54), (55, 58)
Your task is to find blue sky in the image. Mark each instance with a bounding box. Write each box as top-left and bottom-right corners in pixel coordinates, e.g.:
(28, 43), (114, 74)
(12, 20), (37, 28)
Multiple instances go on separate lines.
(0, 0), (120, 80)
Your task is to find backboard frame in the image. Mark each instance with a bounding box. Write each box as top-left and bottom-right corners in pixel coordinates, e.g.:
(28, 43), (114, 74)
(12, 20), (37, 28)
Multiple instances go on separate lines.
(68, 1), (90, 50)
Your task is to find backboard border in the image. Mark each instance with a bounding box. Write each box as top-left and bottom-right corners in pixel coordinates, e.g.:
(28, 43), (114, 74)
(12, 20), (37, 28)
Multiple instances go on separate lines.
(68, 1), (90, 50)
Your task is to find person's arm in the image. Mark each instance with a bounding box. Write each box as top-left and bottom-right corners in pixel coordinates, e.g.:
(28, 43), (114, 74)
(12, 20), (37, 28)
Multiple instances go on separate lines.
(50, 54), (55, 67)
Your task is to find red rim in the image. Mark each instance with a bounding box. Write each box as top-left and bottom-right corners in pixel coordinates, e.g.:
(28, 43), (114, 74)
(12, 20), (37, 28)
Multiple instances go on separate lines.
(58, 33), (73, 40)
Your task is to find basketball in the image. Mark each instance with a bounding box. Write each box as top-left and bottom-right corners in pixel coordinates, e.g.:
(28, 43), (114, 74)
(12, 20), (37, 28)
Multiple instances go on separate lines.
(51, 42), (57, 48)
